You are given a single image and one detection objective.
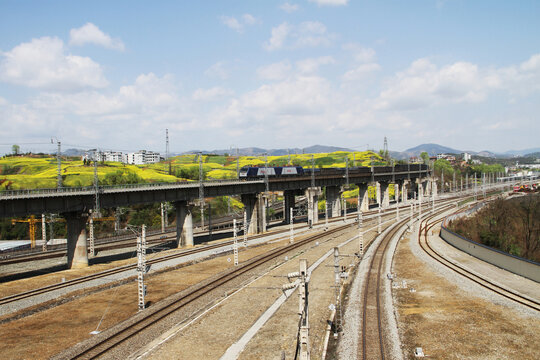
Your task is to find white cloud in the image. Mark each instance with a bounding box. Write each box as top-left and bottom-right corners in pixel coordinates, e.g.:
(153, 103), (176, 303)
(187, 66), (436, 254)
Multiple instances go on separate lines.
(192, 86), (234, 101)
(374, 58), (500, 110)
(309, 0), (348, 6)
(264, 23), (291, 51)
(220, 14), (258, 33)
(342, 63), (381, 81)
(242, 14), (257, 25)
(69, 23), (125, 51)
(296, 56), (335, 74)
(257, 61), (292, 80)
(220, 16), (243, 32)
(280, 2), (299, 13)
(240, 76), (332, 117)
(0, 36), (108, 91)
(264, 21), (332, 51)
(204, 62), (229, 80)
(343, 44), (377, 63)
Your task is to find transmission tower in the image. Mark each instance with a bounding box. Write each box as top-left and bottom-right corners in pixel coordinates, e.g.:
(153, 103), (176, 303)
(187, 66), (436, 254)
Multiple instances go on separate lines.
(383, 136), (389, 161)
(165, 129), (169, 160)
(199, 153), (204, 228)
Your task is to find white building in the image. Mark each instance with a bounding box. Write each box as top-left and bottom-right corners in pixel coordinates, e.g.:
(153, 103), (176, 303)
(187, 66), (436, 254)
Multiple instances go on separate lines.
(461, 152), (472, 162)
(82, 150), (161, 165)
(126, 150), (161, 165)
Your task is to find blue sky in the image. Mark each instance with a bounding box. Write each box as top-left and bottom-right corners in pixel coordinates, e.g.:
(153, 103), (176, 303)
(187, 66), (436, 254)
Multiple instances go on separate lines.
(0, 0), (539, 154)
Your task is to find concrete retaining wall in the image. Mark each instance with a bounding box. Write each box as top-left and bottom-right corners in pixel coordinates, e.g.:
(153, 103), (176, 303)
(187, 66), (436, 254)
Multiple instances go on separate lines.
(440, 221), (540, 283)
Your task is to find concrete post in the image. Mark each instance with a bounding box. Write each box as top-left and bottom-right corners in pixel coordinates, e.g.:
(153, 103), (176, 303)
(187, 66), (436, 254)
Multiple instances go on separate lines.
(394, 182), (400, 205)
(257, 193), (267, 233)
(175, 201), (194, 247)
(379, 181), (390, 209)
(65, 212), (89, 269)
(401, 182), (408, 204)
(326, 185), (342, 217)
(417, 181), (424, 203)
(241, 193), (259, 234)
(357, 183), (370, 212)
(376, 182), (381, 207)
(305, 187), (321, 226)
(283, 190), (295, 224)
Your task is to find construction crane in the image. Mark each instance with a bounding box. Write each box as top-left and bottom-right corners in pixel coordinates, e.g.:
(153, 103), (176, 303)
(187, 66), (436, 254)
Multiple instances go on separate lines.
(11, 215), (39, 249)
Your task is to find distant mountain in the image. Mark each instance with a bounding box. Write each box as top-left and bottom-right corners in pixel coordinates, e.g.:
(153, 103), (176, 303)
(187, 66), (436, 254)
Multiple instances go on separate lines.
(62, 148), (86, 156)
(401, 143), (462, 157)
(184, 144), (353, 156)
(503, 147), (540, 156)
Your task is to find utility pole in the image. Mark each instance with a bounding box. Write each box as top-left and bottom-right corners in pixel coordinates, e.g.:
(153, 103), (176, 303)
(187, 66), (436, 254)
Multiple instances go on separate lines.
(345, 157), (349, 188)
(52, 138), (62, 189)
(93, 151), (100, 217)
(342, 195), (347, 222)
(89, 217), (95, 257)
(199, 152), (204, 229)
(236, 147), (240, 179)
(264, 153), (269, 194)
(288, 149), (291, 165)
(298, 259), (310, 360)
(243, 210), (248, 247)
(311, 155), (315, 188)
(41, 214), (47, 252)
(289, 207), (294, 243)
(378, 207), (382, 234)
(358, 211), (363, 257)
(165, 128), (169, 160)
(325, 200), (328, 229)
(233, 219), (238, 266)
(137, 224), (147, 311)
(333, 247), (342, 336)
(160, 203), (165, 233)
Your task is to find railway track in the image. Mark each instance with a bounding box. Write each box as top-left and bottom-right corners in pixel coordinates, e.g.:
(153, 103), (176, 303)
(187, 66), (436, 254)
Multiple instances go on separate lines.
(418, 208), (540, 312)
(55, 220), (358, 359)
(0, 210), (390, 308)
(358, 199), (462, 360)
(360, 215), (410, 360)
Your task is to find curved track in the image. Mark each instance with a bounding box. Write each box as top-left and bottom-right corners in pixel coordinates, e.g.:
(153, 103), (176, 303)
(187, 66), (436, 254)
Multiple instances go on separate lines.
(418, 207), (540, 312)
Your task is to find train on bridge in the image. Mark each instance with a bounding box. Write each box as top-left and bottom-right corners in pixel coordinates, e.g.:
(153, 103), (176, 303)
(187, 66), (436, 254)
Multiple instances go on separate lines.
(239, 164), (428, 179)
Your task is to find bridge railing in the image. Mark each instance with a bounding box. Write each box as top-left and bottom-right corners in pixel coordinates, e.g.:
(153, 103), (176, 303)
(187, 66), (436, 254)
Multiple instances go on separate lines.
(0, 178), (265, 199)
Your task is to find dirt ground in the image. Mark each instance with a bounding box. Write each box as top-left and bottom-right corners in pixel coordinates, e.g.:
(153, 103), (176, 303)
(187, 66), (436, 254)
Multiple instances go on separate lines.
(0, 232), (304, 360)
(393, 229), (540, 359)
(141, 225), (377, 360)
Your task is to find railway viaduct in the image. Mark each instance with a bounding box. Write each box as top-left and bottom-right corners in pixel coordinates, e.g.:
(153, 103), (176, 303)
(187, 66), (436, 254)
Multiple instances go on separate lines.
(0, 166), (431, 269)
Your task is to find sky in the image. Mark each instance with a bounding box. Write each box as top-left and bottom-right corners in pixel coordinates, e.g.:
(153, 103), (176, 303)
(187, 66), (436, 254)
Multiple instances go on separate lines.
(0, 0), (539, 155)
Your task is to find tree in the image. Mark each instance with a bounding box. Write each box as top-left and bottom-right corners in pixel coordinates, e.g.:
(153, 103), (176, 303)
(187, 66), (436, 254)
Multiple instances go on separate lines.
(420, 151), (429, 165)
(12, 144), (20, 155)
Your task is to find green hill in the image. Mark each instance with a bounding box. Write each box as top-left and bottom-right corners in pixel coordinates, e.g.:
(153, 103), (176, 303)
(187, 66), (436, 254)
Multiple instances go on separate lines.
(0, 151), (385, 191)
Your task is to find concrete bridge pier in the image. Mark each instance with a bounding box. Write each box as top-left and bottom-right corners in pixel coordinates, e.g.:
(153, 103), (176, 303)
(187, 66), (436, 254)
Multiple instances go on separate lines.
(424, 179), (431, 198)
(380, 181), (390, 209)
(394, 182), (400, 205)
(432, 180), (438, 198)
(65, 211), (89, 269)
(175, 200), (194, 247)
(401, 182), (409, 204)
(326, 185), (342, 217)
(242, 193), (265, 234)
(305, 187), (321, 226)
(283, 190), (296, 224)
(357, 183), (370, 212)
(257, 193), (267, 233)
(376, 182), (381, 207)
(417, 180), (424, 203)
